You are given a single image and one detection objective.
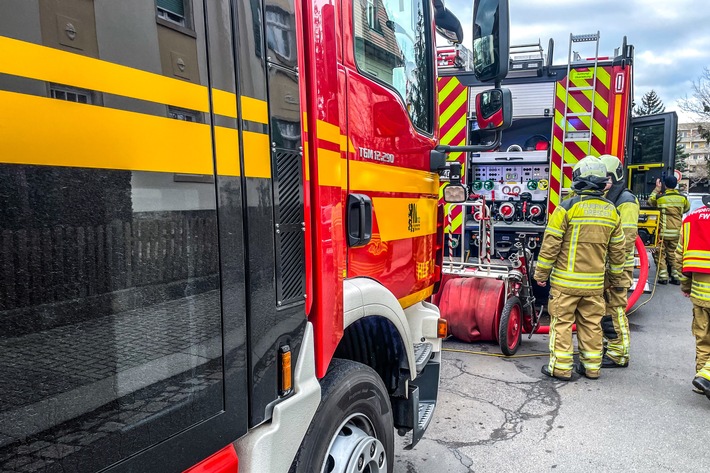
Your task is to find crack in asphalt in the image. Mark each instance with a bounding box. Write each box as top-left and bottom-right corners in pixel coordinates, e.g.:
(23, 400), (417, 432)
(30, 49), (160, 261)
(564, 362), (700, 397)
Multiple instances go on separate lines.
(434, 355), (562, 471)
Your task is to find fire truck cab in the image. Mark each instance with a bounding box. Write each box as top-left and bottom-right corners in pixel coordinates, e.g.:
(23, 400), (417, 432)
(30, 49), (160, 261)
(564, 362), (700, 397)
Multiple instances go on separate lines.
(0, 0), (510, 472)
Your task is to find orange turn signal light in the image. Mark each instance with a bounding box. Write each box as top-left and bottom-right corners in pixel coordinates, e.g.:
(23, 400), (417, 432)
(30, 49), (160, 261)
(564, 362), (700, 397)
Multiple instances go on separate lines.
(280, 346), (292, 395)
(437, 318), (448, 339)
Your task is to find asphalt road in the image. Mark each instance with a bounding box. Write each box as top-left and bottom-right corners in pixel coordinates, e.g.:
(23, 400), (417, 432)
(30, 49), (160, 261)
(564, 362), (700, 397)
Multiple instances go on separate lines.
(395, 282), (708, 473)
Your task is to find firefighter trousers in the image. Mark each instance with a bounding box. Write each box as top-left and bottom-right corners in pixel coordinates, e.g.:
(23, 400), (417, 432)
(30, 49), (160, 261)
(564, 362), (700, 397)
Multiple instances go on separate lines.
(603, 286), (630, 365)
(548, 287), (605, 378)
(693, 305), (710, 380)
(654, 237), (680, 281)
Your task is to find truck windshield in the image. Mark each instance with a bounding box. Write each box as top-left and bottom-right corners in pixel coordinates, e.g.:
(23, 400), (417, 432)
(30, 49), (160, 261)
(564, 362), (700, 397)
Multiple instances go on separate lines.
(354, 0), (433, 132)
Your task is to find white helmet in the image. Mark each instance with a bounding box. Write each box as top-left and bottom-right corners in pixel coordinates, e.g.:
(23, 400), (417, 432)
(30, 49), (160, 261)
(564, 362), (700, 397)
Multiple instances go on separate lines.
(599, 154), (624, 183)
(572, 156), (609, 192)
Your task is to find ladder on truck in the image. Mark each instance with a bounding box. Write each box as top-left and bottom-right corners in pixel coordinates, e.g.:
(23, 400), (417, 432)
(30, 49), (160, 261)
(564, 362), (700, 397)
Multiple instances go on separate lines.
(561, 32), (600, 192)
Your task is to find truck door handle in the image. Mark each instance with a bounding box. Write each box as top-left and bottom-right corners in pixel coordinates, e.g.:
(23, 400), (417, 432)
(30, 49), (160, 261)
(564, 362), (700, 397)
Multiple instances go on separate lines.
(347, 194), (373, 247)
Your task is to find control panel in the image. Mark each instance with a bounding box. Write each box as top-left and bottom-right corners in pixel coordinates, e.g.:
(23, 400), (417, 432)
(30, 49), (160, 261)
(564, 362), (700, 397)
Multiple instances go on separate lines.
(469, 164), (549, 224)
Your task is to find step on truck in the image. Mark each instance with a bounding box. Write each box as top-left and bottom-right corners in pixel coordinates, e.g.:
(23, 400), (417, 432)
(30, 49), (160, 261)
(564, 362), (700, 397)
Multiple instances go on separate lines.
(0, 0), (511, 471)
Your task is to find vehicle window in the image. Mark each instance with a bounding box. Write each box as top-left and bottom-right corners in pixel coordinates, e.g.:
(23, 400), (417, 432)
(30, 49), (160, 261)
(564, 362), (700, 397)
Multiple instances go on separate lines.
(630, 123), (665, 164)
(689, 198), (704, 213)
(353, 0), (433, 132)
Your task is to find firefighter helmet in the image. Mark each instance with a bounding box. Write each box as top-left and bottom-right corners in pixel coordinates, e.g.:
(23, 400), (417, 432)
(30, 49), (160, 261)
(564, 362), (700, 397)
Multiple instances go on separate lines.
(599, 154), (624, 183)
(572, 156), (609, 192)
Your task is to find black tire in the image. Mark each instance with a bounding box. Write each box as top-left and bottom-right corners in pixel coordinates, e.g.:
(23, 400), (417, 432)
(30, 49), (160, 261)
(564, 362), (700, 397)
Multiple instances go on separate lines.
(290, 359), (394, 473)
(499, 296), (523, 356)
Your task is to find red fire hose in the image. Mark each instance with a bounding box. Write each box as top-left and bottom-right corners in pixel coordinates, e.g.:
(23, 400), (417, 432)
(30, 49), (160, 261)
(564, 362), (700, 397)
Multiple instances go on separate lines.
(626, 236), (648, 312)
(532, 237), (648, 334)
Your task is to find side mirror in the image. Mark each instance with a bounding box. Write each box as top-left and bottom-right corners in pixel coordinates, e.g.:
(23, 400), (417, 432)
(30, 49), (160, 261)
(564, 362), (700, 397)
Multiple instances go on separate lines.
(434, 7), (464, 44)
(475, 88), (512, 131)
(472, 0), (510, 82)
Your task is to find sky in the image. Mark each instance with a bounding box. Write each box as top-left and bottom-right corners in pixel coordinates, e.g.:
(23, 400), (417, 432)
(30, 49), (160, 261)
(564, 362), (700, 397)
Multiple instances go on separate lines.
(443, 0), (710, 123)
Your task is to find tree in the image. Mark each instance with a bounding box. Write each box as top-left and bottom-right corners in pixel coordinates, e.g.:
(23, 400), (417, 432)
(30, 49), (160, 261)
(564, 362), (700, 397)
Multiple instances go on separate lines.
(679, 67), (710, 144)
(634, 89), (666, 116)
(689, 157), (710, 193)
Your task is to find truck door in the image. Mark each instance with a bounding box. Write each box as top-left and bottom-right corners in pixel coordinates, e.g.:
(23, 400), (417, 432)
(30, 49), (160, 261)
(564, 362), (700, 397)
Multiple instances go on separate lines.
(626, 111), (679, 203)
(0, 1), (251, 471)
(344, 0), (440, 304)
(626, 111), (678, 246)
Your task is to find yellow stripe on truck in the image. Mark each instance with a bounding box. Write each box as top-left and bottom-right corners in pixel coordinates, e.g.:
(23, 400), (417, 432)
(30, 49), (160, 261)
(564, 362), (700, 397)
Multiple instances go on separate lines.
(372, 197), (437, 242)
(0, 36), (209, 113)
(350, 161), (439, 195)
(398, 285), (435, 309)
(241, 95), (269, 124)
(317, 120), (341, 146)
(0, 90), (214, 174)
(242, 131), (272, 178)
(214, 127), (240, 176)
(316, 148), (343, 187)
(212, 89), (238, 119)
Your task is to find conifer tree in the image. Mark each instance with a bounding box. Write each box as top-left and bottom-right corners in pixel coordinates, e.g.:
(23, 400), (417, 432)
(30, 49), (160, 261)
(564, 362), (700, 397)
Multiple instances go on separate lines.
(634, 90), (666, 116)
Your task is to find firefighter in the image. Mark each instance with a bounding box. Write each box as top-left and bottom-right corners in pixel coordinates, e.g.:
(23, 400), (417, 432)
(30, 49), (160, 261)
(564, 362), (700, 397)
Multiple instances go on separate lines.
(599, 154), (639, 368)
(674, 195), (710, 399)
(535, 156), (627, 381)
(649, 175), (690, 284)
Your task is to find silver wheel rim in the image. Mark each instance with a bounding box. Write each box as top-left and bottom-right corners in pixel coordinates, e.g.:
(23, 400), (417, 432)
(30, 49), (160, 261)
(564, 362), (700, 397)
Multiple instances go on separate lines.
(321, 413), (387, 473)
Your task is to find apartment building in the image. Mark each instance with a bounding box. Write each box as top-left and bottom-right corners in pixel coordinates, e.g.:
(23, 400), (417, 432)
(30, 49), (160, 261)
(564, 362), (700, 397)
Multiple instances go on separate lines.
(679, 122), (710, 191)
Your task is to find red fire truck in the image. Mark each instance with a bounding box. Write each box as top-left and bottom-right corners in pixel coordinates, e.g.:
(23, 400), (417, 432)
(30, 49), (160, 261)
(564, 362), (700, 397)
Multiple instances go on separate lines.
(433, 32), (678, 353)
(438, 32), (678, 262)
(0, 0), (509, 472)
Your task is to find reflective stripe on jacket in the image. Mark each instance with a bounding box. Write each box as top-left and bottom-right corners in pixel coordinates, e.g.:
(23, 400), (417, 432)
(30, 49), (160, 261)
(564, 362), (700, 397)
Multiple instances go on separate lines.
(676, 206), (710, 275)
(676, 240), (710, 308)
(535, 193), (627, 296)
(649, 189), (689, 238)
(612, 189), (640, 285)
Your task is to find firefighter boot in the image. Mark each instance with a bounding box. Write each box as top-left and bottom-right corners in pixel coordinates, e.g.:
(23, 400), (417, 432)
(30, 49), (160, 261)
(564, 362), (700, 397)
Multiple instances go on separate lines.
(692, 377), (710, 396)
(541, 365), (571, 382)
(602, 355), (628, 368)
(575, 362), (599, 380)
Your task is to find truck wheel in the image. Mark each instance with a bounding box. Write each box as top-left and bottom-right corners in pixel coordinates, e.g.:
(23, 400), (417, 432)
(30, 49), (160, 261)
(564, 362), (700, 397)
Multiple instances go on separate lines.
(290, 359), (393, 473)
(499, 296), (523, 356)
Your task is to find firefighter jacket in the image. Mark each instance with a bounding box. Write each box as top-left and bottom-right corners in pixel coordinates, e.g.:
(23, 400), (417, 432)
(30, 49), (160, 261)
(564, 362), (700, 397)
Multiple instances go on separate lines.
(648, 189), (690, 239)
(675, 207), (710, 307)
(535, 193), (627, 296)
(607, 185), (640, 286)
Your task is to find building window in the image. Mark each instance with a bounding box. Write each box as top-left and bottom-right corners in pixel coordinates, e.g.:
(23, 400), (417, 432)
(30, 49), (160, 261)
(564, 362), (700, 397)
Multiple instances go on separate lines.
(265, 7), (294, 62)
(353, 0), (433, 133)
(50, 84), (92, 104)
(694, 143), (700, 149)
(366, 0), (377, 29)
(157, 0), (187, 27)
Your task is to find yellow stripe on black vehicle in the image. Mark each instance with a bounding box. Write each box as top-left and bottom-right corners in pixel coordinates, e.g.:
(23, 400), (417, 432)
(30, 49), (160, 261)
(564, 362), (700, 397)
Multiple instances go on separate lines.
(0, 90), (214, 174)
(1, 36), (210, 113)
